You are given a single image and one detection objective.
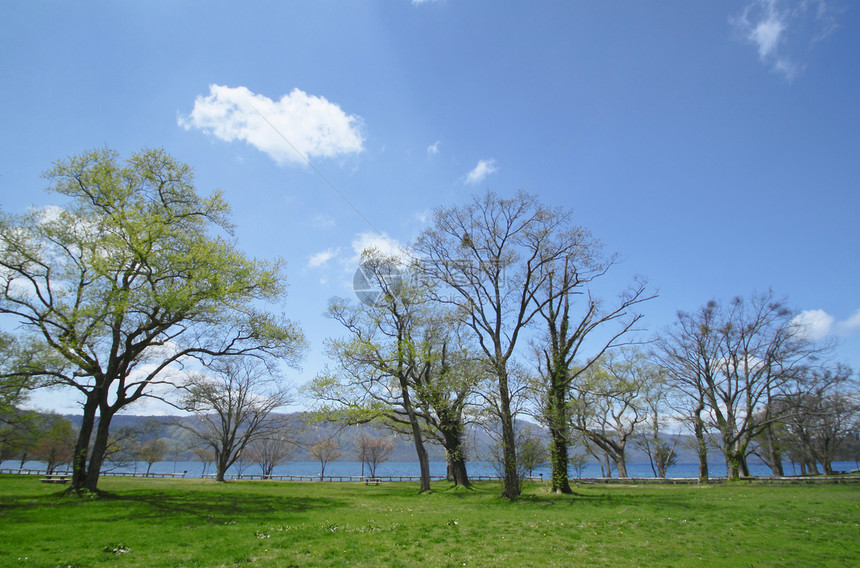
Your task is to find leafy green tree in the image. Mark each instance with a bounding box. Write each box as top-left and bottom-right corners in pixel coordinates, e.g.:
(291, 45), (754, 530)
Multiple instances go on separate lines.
(568, 451), (589, 478)
(138, 439), (170, 476)
(568, 351), (653, 478)
(517, 427), (549, 477)
(0, 148), (305, 492)
(0, 408), (43, 467)
(635, 363), (678, 478)
(32, 416), (77, 474)
(311, 249), (479, 489)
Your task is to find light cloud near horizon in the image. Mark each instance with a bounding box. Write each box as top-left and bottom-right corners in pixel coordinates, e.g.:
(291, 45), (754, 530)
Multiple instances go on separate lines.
(465, 158), (498, 185)
(179, 84), (364, 165)
(793, 308), (860, 339)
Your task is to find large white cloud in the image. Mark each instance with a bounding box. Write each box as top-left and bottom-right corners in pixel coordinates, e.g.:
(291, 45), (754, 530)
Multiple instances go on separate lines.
(792, 309), (835, 340)
(179, 85), (364, 165)
(464, 158), (498, 185)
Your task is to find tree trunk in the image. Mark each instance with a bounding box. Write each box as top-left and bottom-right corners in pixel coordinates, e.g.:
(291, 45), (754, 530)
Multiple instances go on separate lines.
(694, 404), (709, 484)
(400, 378), (431, 491)
(739, 453), (750, 478)
(547, 382), (572, 494)
(615, 451), (628, 479)
(69, 396), (98, 492)
(763, 423), (784, 476)
(497, 370), (520, 499)
(725, 451), (742, 481)
(84, 408), (115, 492)
(656, 454), (667, 479)
(548, 425), (572, 493)
(440, 419), (470, 488)
(215, 450), (228, 482)
(411, 430), (431, 491)
(447, 452), (470, 487)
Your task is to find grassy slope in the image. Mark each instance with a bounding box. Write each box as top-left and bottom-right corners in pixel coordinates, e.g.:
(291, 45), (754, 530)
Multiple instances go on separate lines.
(0, 475), (858, 568)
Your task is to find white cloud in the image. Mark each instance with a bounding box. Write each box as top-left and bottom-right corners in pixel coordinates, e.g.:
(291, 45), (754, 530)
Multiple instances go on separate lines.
(730, 0), (838, 81)
(179, 84), (364, 165)
(307, 248), (339, 269)
(351, 232), (406, 261)
(792, 309), (835, 340)
(427, 140), (441, 156)
(791, 308), (860, 339)
(751, 4), (785, 59)
(464, 158), (498, 185)
(412, 0), (442, 5)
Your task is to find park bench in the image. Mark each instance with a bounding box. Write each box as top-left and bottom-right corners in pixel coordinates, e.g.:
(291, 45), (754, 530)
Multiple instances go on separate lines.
(363, 477), (381, 486)
(40, 474), (70, 484)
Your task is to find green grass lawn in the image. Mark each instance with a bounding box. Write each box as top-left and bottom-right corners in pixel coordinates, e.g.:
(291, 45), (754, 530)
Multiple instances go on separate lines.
(0, 475), (858, 568)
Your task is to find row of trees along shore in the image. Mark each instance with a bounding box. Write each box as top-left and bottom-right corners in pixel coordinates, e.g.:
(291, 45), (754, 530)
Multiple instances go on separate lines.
(1, 148), (857, 498)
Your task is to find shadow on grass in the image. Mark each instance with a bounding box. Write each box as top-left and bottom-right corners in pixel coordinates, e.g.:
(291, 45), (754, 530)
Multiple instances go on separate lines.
(0, 484), (345, 525)
(107, 491), (341, 523)
(511, 486), (706, 512)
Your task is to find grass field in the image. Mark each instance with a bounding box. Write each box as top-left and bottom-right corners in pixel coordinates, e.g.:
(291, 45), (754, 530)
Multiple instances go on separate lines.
(0, 475), (858, 567)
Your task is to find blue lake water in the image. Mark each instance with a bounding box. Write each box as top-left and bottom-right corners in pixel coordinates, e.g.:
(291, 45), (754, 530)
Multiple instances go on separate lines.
(11, 459), (858, 479)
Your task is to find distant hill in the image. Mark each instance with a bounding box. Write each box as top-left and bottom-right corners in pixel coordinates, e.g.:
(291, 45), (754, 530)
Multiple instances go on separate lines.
(62, 412), (724, 465)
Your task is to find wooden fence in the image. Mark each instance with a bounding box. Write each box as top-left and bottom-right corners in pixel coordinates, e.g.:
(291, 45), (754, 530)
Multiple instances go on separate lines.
(2, 468), (857, 484)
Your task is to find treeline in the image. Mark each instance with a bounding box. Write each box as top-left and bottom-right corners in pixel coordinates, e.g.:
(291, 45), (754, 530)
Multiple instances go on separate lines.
(1, 148), (858, 496)
(9, 409), (850, 478)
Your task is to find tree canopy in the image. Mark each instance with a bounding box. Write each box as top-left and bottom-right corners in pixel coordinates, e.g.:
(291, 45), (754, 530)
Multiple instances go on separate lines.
(0, 148), (305, 491)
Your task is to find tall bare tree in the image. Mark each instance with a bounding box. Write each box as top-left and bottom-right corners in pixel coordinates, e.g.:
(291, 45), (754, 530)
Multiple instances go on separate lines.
(414, 191), (591, 498)
(356, 435), (396, 477)
(772, 365), (858, 475)
(656, 291), (829, 480)
(0, 148), (305, 492)
(178, 358), (293, 482)
(309, 438), (343, 481)
(653, 301), (722, 483)
(247, 429), (295, 477)
(533, 251), (653, 492)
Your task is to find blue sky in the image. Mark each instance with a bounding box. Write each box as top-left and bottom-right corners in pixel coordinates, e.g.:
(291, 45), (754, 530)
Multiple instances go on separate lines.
(2, 1), (858, 414)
